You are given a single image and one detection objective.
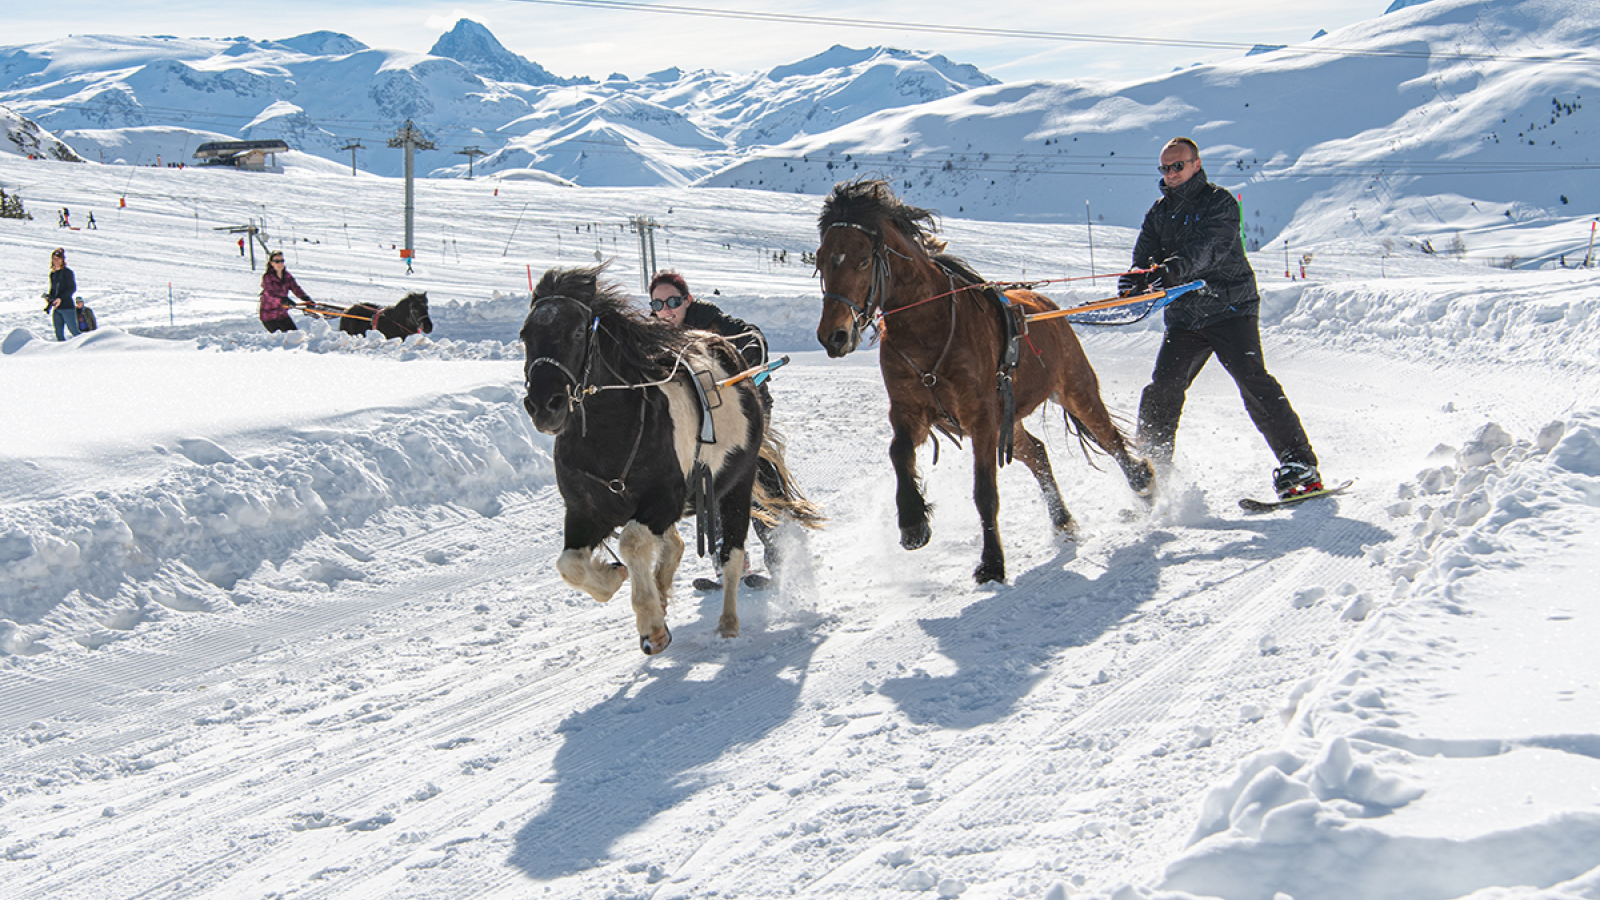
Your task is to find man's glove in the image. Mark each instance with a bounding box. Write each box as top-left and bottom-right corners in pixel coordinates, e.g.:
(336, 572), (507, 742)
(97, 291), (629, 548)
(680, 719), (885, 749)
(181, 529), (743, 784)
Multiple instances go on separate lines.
(1116, 273), (1148, 297)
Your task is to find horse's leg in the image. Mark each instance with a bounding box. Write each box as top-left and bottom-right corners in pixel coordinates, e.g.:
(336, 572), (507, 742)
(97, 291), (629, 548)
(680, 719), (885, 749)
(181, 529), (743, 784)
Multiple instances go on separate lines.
(1011, 423), (1075, 538)
(713, 471), (756, 639)
(556, 546), (628, 604)
(654, 525), (684, 608)
(888, 406), (933, 550)
(618, 521), (672, 655)
(970, 428), (1006, 584)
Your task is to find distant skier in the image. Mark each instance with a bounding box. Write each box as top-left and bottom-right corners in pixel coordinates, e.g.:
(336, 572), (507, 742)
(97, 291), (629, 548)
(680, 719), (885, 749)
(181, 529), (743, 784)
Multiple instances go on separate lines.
(238, 237), (245, 257)
(1118, 137), (1322, 500)
(258, 251), (312, 333)
(86, 211), (97, 230)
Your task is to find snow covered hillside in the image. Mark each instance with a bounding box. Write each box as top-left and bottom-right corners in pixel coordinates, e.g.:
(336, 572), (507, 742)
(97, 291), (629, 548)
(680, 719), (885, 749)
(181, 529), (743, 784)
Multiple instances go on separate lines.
(706, 0), (1600, 257)
(3, 129), (1600, 900)
(0, 23), (992, 189)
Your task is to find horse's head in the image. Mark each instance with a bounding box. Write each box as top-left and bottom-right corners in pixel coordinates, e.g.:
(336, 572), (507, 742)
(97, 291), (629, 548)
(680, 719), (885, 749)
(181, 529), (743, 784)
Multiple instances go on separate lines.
(400, 291), (433, 334)
(814, 179), (942, 358)
(521, 269), (599, 435)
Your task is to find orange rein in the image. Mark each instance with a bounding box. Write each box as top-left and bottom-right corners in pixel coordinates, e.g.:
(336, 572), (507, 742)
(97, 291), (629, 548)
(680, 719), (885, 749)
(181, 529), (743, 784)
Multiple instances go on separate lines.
(871, 267), (1164, 326)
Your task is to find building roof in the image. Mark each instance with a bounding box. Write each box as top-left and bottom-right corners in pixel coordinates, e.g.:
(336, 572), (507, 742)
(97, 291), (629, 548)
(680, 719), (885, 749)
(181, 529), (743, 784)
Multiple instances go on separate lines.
(193, 140), (290, 160)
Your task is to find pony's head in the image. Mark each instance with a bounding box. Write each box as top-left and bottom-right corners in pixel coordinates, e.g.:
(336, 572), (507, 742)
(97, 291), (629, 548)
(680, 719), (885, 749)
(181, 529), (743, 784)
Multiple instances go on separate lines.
(520, 265), (684, 434)
(814, 179), (944, 357)
(397, 291), (433, 334)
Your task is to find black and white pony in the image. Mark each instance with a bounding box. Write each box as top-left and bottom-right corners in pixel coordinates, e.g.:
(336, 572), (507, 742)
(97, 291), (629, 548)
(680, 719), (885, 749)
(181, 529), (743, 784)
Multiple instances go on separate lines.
(339, 291), (432, 339)
(520, 265), (766, 655)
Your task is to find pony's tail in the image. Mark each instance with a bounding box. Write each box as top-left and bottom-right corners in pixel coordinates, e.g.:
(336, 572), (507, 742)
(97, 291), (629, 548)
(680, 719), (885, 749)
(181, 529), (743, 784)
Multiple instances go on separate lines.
(751, 427), (826, 529)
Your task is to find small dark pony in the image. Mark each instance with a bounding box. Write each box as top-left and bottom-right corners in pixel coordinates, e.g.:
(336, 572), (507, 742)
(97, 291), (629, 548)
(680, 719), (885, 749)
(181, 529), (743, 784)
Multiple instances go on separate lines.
(339, 291), (433, 339)
(815, 178), (1154, 584)
(520, 265), (766, 655)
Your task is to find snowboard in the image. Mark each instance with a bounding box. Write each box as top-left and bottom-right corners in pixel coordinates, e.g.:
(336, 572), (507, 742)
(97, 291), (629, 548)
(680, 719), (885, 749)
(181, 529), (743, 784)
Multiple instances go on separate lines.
(1239, 479), (1353, 513)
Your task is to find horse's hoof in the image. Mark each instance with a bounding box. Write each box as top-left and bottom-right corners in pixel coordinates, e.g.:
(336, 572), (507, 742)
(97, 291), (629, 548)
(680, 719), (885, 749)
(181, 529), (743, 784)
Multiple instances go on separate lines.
(640, 625), (672, 655)
(1054, 517), (1079, 541)
(1126, 458), (1157, 498)
(900, 522), (931, 550)
(973, 561), (1006, 584)
(717, 614), (740, 639)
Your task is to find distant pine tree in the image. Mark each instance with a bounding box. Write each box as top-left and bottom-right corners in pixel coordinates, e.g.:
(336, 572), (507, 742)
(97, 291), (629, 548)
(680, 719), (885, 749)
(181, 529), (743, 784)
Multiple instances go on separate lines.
(0, 187), (33, 220)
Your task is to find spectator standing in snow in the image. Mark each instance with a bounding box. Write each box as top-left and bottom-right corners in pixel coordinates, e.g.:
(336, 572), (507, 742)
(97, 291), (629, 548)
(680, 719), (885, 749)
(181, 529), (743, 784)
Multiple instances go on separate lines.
(238, 237), (245, 257)
(1119, 137), (1322, 500)
(44, 247), (80, 341)
(258, 251), (311, 333)
(86, 211), (97, 230)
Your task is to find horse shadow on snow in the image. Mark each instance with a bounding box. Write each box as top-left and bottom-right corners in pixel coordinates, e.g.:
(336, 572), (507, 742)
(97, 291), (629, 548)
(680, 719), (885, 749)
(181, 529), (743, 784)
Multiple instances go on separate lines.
(877, 502), (1392, 730)
(510, 625), (822, 880)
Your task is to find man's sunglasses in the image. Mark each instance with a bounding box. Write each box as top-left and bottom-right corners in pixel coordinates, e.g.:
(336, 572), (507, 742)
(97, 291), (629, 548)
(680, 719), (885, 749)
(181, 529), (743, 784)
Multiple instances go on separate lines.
(1158, 158), (1197, 175)
(650, 294), (687, 312)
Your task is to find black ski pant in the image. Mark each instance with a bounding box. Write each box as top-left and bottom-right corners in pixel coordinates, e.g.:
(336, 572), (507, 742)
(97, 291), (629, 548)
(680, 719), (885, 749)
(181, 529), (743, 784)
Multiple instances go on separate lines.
(1136, 315), (1315, 468)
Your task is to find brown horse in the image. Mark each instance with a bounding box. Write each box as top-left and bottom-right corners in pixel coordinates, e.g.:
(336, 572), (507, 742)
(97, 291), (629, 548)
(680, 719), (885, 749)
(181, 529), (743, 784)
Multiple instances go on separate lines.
(814, 179), (1154, 583)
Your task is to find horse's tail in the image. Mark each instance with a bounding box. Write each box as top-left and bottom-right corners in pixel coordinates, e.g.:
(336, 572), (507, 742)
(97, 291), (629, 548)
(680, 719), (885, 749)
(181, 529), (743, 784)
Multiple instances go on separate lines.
(1063, 408), (1138, 470)
(751, 426), (826, 530)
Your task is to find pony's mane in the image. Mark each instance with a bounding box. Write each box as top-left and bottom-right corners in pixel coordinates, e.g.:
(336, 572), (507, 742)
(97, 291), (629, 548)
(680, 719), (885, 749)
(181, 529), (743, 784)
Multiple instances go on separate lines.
(531, 265), (687, 381)
(818, 178), (948, 255)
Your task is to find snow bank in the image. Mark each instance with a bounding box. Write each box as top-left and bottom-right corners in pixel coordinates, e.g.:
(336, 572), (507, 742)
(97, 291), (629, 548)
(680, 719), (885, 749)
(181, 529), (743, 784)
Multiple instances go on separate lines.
(0, 323), (551, 656)
(1147, 412), (1600, 900)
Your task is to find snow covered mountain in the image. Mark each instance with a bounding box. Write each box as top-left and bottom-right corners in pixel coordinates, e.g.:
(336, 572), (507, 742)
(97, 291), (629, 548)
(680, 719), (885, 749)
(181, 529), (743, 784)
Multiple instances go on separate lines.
(0, 0), (1595, 257)
(704, 0), (1600, 257)
(0, 26), (995, 189)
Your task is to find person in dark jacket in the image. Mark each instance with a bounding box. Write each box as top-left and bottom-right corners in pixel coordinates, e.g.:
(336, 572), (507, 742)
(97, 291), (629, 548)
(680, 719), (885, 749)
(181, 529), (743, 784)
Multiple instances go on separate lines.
(44, 247), (81, 341)
(648, 271), (786, 586)
(259, 251), (311, 333)
(1118, 137), (1322, 499)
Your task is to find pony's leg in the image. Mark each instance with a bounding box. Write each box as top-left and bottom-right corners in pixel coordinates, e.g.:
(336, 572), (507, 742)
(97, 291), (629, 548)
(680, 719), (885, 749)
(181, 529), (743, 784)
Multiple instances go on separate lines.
(1011, 423), (1076, 537)
(618, 521), (672, 655)
(888, 409), (933, 550)
(970, 429), (1006, 584)
(717, 547), (745, 639)
(713, 471), (755, 639)
(556, 546), (628, 604)
(654, 526), (684, 608)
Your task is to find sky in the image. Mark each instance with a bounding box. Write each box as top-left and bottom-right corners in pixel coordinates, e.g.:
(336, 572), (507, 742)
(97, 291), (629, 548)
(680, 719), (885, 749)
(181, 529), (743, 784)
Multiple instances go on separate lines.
(5, 0), (1389, 83)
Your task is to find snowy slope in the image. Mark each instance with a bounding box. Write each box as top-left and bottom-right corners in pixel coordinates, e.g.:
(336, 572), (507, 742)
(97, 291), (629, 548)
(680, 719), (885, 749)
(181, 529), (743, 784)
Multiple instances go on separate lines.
(3, 128), (1600, 900)
(702, 0), (1600, 254)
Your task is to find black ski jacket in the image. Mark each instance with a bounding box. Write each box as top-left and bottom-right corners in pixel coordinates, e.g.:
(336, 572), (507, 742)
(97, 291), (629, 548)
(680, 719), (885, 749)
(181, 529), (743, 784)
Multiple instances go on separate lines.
(682, 300), (768, 371)
(1130, 167), (1260, 330)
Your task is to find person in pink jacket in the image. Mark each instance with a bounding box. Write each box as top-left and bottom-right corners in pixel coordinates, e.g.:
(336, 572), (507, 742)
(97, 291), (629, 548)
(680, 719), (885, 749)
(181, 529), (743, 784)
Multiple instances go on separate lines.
(258, 251), (312, 332)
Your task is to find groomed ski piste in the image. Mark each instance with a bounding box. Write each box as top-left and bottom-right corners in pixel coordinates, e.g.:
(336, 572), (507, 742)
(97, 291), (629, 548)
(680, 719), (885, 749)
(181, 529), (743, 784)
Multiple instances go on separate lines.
(3, 148), (1599, 900)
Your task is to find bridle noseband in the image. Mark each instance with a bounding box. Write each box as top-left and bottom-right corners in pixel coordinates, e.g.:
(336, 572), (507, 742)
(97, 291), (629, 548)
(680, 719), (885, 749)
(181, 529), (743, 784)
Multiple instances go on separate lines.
(524, 293), (601, 432)
(820, 220), (892, 337)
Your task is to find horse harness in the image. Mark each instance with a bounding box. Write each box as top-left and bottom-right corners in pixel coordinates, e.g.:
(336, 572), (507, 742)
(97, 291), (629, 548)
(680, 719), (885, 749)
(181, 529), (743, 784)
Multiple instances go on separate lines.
(826, 224), (1031, 467)
(525, 293), (731, 555)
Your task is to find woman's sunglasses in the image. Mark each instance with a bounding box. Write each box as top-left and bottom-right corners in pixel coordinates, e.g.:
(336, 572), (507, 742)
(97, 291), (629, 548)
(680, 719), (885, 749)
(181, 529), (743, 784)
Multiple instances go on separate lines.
(650, 294), (687, 312)
(1157, 158), (1197, 175)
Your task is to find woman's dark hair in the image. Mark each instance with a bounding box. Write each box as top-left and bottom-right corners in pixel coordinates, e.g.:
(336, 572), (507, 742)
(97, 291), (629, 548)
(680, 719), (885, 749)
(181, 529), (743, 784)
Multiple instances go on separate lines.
(648, 270), (689, 297)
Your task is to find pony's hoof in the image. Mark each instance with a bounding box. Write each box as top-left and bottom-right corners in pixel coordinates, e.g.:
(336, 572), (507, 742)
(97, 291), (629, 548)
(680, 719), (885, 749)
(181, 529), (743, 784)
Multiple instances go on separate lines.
(973, 561), (1006, 584)
(1054, 517), (1079, 541)
(640, 625), (672, 655)
(717, 614), (740, 639)
(900, 522), (931, 550)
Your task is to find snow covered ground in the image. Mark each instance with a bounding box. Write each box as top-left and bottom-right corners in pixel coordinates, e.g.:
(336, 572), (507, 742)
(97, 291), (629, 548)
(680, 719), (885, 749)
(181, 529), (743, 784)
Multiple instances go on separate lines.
(3, 153), (1600, 900)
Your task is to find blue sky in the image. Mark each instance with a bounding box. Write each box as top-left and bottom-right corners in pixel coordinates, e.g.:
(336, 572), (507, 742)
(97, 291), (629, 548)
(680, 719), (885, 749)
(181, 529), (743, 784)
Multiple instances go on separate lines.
(8, 0), (1386, 83)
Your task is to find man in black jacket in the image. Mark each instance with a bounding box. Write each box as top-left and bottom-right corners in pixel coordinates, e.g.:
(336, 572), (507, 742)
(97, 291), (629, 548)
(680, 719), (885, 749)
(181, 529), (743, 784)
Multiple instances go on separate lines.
(1118, 137), (1322, 499)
